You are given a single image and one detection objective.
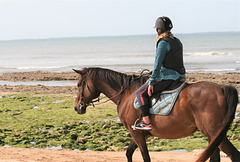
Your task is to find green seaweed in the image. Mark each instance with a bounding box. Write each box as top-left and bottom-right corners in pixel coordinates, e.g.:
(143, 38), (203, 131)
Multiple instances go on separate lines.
(0, 92), (239, 151)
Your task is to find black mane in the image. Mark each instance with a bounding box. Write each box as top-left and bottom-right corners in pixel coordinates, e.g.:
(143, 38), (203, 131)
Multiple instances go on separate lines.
(83, 67), (148, 91)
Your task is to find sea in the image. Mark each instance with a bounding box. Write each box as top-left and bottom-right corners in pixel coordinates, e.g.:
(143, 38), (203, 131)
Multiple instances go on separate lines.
(0, 32), (239, 75)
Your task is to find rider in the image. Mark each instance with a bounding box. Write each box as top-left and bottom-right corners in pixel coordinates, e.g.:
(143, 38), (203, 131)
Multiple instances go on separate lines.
(133, 16), (186, 131)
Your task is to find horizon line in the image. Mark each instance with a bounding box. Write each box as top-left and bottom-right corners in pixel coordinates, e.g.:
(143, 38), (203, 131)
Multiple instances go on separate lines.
(0, 31), (239, 41)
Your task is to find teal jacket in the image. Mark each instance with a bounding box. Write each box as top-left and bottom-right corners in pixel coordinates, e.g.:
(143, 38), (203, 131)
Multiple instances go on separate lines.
(149, 37), (186, 86)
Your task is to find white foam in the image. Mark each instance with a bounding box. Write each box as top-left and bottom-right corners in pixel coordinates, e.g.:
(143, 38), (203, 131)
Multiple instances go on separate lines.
(186, 68), (237, 73)
(0, 80), (76, 86)
(15, 66), (68, 70)
(184, 51), (232, 57)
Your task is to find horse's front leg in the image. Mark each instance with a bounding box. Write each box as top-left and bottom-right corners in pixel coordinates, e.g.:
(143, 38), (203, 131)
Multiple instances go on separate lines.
(126, 140), (138, 162)
(129, 129), (151, 162)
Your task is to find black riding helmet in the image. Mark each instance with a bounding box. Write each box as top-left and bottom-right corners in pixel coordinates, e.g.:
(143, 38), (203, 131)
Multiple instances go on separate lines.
(155, 16), (173, 33)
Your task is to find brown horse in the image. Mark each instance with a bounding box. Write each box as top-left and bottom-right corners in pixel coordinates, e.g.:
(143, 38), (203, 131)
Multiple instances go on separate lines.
(73, 67), (239, 162)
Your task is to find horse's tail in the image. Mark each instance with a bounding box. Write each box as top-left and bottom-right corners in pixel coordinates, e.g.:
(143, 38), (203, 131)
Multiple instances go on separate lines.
(196, 85), (239, 162)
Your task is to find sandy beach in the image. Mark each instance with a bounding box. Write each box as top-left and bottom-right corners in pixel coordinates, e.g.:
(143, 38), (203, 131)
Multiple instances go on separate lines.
(0, 147), (233, 162)
(0, 71), (239, 162)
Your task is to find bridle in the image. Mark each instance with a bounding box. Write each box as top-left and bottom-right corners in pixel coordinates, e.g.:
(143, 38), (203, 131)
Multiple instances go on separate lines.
(78, 74), (126, 109)
(78, 74), (100, 109)
(78, 70), (150, 109)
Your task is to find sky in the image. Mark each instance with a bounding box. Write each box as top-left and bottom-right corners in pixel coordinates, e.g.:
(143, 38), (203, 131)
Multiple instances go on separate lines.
(0, 0), (239, 40)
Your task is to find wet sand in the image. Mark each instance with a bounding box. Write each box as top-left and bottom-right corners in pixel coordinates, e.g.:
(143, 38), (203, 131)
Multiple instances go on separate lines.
(0, 147), (233, 162)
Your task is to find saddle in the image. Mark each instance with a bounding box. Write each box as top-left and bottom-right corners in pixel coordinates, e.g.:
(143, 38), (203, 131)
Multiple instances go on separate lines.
(150, 78), (186, 106)
(134, 78), (186, 115)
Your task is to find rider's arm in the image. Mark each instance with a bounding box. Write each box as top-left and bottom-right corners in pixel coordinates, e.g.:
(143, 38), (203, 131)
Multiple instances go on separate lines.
(148, 40), (170, 86)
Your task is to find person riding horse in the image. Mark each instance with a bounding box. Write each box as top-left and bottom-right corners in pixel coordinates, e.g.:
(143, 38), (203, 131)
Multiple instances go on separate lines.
(134, 16), (186, 131)
(73, 16), (240, 162)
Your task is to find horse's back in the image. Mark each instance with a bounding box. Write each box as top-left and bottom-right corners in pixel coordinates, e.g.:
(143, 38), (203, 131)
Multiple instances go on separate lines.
(180, 82), (237, 130)
(179, 81), (228, 114)
(150, 81), (236, 138)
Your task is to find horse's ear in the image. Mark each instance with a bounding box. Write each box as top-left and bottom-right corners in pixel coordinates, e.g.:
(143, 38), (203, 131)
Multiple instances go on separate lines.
(73, 69), (83, 75)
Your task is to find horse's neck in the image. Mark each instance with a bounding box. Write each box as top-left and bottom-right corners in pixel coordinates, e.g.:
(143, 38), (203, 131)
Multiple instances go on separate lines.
(96, 81), (122, 105)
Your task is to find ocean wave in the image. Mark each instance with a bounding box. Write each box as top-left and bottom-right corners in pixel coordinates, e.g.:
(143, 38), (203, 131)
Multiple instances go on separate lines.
(184, 51), (233, 57)
(0, 80), (76, 86)
(10, 66), (71, 70)
(186, 68), (238, 73)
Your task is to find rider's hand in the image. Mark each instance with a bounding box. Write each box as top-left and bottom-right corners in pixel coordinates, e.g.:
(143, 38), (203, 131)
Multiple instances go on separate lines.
(149, 69), (153, 74)
(148, 85), (154, 97)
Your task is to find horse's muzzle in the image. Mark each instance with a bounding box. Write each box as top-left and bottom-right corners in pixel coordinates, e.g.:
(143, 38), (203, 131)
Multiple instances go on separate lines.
(74, 104), (86, 114)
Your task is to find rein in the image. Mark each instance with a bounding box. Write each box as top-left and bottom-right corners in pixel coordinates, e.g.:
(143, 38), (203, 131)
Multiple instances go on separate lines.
(92, 86), (127, 106)
(79, 69), (150, 108)
(79, 74), (127, 108)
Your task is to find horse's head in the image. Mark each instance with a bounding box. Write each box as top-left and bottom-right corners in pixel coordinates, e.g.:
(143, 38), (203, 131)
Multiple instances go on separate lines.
(73, 69), (100, 114)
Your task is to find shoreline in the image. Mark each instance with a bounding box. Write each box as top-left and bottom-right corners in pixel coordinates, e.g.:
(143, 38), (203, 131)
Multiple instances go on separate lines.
(0, 71), (239, 94)
(0, 71), (240, 82)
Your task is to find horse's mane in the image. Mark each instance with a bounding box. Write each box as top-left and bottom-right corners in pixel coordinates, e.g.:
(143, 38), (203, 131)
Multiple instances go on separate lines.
(83, 67), (148, 91)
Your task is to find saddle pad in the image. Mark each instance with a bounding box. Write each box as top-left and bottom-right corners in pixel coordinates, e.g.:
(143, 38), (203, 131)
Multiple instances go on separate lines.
(134, 88), (182, 115)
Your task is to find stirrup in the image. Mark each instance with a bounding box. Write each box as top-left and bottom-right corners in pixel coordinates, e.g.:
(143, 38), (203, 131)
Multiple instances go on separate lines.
(132, 119), (141, 131)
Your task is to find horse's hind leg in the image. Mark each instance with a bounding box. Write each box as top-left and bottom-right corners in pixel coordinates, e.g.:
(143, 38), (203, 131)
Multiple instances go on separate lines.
(126, 140), (138, 162)
(209, 148), (220, 162)
(219, 137), (240, 162)
(207, 138), (220, 162)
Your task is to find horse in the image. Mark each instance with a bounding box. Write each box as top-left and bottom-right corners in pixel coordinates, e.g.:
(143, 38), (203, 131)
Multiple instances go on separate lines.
(73, 67), (240, 162)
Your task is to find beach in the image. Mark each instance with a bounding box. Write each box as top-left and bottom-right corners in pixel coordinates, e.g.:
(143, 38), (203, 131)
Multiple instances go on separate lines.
(0, 71), (239, 162)
(0, 32), (239, 161)
(0, 147), (233, 162)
